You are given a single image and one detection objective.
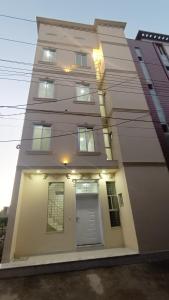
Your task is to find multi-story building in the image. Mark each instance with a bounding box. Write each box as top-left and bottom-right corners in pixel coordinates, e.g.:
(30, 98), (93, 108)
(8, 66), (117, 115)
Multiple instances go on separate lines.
(128, 31), (169, 169)
(2, 17), (169, 263)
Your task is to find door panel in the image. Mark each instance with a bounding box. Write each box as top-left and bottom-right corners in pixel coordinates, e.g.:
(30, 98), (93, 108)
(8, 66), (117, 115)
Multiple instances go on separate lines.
(76, 194), (102, 246)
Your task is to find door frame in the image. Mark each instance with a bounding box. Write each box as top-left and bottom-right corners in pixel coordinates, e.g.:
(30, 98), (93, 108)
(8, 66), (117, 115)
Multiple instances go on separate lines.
(75, 180), (104, 247)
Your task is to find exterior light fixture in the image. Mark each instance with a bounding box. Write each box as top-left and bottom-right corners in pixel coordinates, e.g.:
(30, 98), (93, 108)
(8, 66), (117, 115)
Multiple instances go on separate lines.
(36, 170), (41, 173)
(71, 170), (76, 173)
(92, 48), (103, 63)
(63, 159), (68, 166)
(102, 170), (106, 174)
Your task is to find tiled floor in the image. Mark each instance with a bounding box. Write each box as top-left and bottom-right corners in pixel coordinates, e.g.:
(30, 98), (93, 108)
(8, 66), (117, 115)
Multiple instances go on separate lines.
(0, 247), (138, 269)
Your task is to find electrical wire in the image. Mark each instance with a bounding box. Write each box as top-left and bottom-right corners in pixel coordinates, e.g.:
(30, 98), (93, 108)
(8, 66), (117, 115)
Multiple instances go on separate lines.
(0, 113), (150, 143)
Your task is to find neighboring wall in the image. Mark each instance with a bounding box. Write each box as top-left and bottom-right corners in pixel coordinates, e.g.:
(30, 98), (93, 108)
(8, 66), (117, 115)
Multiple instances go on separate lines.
(128, 38), (169, 170)
(99, 26), (169, 252)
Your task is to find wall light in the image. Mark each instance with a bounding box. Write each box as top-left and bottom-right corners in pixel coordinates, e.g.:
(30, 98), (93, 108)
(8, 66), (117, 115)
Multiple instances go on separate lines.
(36, 170), (41, 174)
(92, 48), (103, 63)
(63, 159), (68, 166)
(71, 170), (76, 173)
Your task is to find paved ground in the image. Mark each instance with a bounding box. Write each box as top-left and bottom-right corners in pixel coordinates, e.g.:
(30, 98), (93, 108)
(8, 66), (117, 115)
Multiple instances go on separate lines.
(1, 261), (169, 299)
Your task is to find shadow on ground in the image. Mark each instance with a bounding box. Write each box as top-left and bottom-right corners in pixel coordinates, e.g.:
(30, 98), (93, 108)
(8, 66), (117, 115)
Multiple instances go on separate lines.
(1, 262), (169, 299)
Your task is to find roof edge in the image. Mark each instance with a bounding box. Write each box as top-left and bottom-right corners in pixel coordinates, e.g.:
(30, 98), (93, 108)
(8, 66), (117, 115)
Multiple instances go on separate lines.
(36, 16), (126, 32)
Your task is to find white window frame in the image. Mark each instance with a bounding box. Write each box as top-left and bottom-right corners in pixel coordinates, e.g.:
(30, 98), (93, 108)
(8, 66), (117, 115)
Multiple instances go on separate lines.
(76, 84), (90, 102)
(32, 124), (51, 151)
(42, 48), (56, 63)
(78, 127), (95, 152)
(76, 52), (87, 67)
(38, 79), (54, 98)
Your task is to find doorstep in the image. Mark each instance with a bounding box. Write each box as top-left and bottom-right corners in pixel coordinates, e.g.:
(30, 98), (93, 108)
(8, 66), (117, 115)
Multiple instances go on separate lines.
(0, 247), (138, 270)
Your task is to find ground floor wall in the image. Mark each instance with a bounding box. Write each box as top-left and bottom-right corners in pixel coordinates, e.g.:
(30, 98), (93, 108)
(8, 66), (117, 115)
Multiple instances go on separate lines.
(13, 171), (126, 258)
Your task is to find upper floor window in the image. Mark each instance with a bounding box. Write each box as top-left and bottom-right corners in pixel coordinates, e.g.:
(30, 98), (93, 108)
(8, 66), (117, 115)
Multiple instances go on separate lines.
(32, 124), (51, 151)
(76, 84), (90, 102)
(42, 48), (56, 63)
(38, 80), (54, 98)
(76, 52), (87, 67)
(78, 127), (95, 152)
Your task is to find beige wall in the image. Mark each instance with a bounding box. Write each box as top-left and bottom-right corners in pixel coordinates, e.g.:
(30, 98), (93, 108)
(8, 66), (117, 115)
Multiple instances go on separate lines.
(14, 172), (123, 257)
(4, 17), (169, 262)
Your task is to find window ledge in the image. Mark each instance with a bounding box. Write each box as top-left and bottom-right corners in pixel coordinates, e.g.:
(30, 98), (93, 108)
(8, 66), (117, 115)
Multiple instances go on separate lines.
(76, 65), (91, 69)
(38, 60), (55, 65)
(77, 151), (101, 156)
(73, 100), (95, 105)
(33, 97), (56, 102)
(26, 150), (52, 155)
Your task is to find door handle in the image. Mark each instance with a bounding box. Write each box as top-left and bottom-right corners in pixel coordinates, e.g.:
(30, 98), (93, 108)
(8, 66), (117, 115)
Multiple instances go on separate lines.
(76, 216), (79, 222)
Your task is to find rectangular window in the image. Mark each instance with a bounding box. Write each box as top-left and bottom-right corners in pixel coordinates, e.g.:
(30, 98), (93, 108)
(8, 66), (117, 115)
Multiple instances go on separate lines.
(76, 52), (87, 67)
(106, 182), (120, 227)
(42, 49), (56, 63)
(38, 80), (54, 98)
(32, 125), (51, 151)
(76, 84), (90, 102)
(47, 182), (64, 232)
(76, 180), (98, 194)
(78, 127), (95, 152)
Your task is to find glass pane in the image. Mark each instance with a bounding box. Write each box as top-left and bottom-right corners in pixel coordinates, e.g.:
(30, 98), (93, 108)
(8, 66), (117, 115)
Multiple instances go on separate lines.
(106, 148), (112, 160)
(108, 196), (112, 209)
(76, 53), (81, 65)
(78, 128), (87, 151)
(76, 181), (98, 193)
(82, 54), (87, 66)
(42, 49), (55, 62)
(76, 85), (90, 102)
(46, 82), (54, 98)
(100, 106), (106, 117)
(112, 195), (119, 210)
(32, 125), (42, 150)
(47, 182), (64, 232)
(41, 126), (51, 151)
(103, 133), (110, 147)
(87, 129), (94, 151)
(38, 81), (46, 98)
(106, 182), (116, 195)
(109, 211), (121, 227)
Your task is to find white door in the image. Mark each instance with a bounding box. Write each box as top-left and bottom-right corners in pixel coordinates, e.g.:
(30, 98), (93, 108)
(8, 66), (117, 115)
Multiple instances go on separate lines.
(76, 193), (102, 246)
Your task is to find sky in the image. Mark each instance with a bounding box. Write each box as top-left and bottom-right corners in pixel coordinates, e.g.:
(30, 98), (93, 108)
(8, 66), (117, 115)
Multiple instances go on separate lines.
(0, 0), (169, 209)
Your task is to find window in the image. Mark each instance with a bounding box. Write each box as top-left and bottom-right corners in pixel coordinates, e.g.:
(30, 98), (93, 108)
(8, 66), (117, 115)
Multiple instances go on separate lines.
(42, 48), (56, 63)
(106, 182), (120, 227)
(78, 127), (95, 152)
(76, 180), (98, 194)
(47, 182), (64, 232)
(76, 84), (90, 102)
(76, 52), (87, 67)
(38, 80), (54, 98)
(32, 125), (51, 151)
(103, 128), (112, 160)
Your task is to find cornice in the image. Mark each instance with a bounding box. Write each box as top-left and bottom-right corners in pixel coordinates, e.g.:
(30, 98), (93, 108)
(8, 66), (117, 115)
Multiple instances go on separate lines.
(36, 17), (126, 33)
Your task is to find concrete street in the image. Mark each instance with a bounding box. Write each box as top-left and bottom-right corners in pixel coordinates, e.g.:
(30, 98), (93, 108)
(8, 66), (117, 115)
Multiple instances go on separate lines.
(0, 262), (169, 299)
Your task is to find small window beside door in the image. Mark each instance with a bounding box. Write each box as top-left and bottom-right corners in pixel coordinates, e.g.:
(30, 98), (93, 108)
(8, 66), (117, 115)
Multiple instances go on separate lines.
(47, 182), (64, 232)
(106, 182), (121, 227)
